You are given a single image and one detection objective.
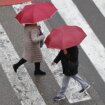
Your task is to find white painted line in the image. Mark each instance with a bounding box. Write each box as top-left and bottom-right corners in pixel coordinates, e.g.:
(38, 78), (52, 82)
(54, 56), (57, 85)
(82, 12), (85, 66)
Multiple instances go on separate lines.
(92, 0), (105, 17)
(51, 0), (105, 84)
(0, 24), (46, 105)
(12, 2), (91, 103)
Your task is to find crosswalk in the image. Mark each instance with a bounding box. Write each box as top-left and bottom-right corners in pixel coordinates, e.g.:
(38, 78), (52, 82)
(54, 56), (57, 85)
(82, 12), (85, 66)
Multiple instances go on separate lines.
(92, 0), (105, 17)
(0, 0), (105, 105)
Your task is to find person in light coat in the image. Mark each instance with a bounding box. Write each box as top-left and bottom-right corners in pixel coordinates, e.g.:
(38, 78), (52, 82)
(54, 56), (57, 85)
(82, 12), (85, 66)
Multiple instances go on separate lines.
(13, 23), (46, 75)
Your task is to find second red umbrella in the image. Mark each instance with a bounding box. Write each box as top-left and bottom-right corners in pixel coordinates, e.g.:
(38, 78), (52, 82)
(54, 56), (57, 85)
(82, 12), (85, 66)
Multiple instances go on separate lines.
(45, 25), (87, 50)
(16, 2), (57, 24)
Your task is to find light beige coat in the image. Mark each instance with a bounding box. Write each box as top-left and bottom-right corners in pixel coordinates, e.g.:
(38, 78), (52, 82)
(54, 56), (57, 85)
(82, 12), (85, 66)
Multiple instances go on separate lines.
(22, 26), (45, 63)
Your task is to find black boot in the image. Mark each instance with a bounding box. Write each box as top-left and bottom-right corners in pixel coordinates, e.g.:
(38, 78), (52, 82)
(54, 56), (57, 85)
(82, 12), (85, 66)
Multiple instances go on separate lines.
(13, 64), (19, 72)
(34, 62), (46, 75)
(34, 70), (46, 75)
(13, 58), (26, 72)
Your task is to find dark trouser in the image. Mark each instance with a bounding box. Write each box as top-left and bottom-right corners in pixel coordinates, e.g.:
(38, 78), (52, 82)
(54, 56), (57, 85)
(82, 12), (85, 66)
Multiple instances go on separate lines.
(15, 58), (27, 67)
(14, 58), (41, 71)
(13, 58), (46, 75)
(35, 62), (40, 71)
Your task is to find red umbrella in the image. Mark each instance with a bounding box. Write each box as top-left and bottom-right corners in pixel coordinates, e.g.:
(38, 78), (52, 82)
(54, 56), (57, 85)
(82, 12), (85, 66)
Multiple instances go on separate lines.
(45, 25), (87, 50)
(16, 2), (57, 24)
(0, 0), (30, 6)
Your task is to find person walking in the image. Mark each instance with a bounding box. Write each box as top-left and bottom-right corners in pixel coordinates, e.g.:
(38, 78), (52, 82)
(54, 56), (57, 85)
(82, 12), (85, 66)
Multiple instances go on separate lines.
(13, 23), (46, 75)
(51, 46), (90, 101)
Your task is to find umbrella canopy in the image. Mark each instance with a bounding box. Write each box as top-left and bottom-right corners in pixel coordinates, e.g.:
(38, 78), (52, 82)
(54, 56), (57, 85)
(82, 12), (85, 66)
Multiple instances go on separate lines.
(16, 2), (57, 24)
(0, 0), (30, 6)
(45, 25), (87, 50)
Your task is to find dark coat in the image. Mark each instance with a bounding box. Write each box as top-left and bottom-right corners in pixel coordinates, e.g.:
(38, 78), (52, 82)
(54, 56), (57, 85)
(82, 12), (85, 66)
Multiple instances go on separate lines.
(54, 46), (79, 76)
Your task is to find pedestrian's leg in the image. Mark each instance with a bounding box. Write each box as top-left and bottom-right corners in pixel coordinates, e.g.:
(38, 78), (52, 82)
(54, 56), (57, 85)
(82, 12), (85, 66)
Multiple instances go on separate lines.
(34, 62), (46, 75)
(72, 74), (90, 93)
(53, 75), (70, 101)
(13, 58), (27, 72)
(57, 75), (70, 96)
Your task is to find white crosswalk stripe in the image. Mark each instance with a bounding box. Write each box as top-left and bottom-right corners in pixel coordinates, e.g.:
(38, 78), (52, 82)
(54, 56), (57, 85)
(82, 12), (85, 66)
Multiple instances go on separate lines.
(0, 0), (105, 104)
(92, 0), (105, 17)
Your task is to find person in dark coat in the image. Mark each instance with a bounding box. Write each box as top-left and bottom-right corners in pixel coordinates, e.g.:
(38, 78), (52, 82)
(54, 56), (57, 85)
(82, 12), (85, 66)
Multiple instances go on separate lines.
(52, 46), (90, 101)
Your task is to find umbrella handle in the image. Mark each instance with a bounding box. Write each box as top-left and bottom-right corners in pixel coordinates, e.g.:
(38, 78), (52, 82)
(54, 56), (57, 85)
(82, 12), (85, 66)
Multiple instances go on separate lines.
(63, 49), (67, 55)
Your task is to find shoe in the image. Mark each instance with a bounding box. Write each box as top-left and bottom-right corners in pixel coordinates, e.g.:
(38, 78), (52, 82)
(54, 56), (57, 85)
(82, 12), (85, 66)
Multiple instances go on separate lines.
(13, 64), (18, 72)
(79, 85), (91, 93)
(53, 95), (65, 101)
(34, 70), (46, 75)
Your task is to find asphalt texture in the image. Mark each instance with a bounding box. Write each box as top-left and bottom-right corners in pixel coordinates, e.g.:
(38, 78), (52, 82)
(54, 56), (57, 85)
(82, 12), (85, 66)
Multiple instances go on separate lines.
(0, 65), (21, 105)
